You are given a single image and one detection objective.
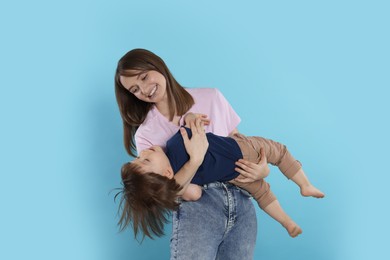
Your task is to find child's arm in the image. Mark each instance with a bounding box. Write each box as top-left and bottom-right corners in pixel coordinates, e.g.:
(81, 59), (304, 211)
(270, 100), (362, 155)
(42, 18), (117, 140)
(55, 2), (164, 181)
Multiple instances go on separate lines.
(178, 114), (208, 201)
(173, 118), (209, 196)
(181, 184), (202, 201)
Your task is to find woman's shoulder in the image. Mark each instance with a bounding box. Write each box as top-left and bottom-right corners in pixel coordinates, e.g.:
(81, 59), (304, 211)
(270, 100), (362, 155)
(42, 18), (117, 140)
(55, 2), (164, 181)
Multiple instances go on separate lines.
(186, 87), (221, 97)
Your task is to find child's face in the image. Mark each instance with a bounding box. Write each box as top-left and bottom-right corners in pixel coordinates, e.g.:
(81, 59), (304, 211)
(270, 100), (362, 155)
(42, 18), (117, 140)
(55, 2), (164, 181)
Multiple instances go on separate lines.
(132, 146), (174, 179)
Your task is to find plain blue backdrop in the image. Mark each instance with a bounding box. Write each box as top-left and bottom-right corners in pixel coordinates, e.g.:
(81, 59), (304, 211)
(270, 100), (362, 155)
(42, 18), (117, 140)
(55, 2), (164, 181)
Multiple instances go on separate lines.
(1, 0), (389, 259)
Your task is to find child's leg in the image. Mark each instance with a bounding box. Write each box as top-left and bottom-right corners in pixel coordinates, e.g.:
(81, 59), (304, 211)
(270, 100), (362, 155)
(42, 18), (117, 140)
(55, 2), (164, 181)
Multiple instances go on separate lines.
(290, 169), (325, 198)
(234, 134), (325, 198)
(263, 200), (302, 238)
(230, 179), (301, 238)
(230, 175), (315, 237)
(181, 184), (202, 201)
(229, 179), (276, 210)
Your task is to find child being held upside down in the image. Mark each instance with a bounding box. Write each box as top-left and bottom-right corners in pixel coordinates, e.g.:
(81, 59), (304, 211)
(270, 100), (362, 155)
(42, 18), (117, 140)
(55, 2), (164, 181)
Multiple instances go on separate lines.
(117, 113), (324, 239)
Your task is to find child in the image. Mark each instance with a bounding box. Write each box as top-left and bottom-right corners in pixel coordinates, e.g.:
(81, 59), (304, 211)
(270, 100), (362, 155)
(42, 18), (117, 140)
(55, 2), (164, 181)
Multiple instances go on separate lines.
(117, 114), (324, 240)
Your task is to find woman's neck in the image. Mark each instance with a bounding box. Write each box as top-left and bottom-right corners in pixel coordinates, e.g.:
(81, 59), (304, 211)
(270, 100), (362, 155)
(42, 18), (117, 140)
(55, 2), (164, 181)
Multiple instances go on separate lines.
(155, 100), (181, 126)
(155, 100), (172, 118)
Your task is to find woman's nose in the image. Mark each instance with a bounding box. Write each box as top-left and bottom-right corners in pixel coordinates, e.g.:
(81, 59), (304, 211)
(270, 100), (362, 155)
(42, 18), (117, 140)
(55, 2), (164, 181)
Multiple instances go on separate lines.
(139, 88), (147, 96)
(138, 85), (150, 96)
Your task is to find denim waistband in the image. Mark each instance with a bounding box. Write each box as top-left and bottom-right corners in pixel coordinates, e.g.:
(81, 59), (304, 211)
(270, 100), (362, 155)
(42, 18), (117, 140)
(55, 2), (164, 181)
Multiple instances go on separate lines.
(202, 181), (238, 189)
(202, 181), (235, 189)
(202, 181), (252, 197)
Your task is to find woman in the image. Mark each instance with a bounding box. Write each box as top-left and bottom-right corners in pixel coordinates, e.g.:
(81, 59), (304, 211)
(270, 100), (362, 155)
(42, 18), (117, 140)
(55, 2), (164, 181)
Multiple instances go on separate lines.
(115, 48), (269, 259)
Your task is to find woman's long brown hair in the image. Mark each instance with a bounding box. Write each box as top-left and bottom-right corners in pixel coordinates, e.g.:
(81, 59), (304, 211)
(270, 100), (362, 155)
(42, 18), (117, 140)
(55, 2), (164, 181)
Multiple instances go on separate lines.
(114, 49), (194, 156)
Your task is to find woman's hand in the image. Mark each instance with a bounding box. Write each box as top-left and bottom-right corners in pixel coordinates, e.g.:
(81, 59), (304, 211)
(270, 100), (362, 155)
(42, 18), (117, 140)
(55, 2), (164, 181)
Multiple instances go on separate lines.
(180, 118), (209, 166)
(234, 148), (270, 183)
(184, 113), (210, 127)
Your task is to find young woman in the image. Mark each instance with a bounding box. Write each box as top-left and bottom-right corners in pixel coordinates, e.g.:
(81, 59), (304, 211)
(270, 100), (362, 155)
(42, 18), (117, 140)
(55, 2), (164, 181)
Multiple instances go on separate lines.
(115, 49), (269, 259)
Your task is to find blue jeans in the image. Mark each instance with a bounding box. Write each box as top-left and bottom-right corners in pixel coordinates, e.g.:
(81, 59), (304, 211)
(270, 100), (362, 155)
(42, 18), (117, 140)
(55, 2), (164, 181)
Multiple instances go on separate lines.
(170, 182), (257, 260)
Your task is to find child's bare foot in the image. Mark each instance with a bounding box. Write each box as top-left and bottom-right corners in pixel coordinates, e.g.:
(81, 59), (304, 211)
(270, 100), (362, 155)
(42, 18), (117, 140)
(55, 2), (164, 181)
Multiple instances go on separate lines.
(301, 184), (325, 198)
(282, 219), (302, 238)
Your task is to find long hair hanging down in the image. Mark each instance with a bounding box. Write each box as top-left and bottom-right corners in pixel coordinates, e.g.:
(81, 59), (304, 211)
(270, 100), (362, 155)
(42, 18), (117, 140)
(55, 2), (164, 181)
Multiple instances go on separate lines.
(116, 162), (182, 240)
(114, 49), (194, 156)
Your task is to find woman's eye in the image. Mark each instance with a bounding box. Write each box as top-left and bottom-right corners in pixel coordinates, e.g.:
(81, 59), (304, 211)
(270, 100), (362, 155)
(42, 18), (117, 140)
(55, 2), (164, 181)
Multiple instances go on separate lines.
(142, 74), (148, 80)
(130, 87), (139, 94)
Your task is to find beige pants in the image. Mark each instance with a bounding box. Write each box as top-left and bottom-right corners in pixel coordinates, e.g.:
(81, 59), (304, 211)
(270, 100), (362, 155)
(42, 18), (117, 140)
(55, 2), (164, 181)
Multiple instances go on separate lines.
(228, 133), (302, 209)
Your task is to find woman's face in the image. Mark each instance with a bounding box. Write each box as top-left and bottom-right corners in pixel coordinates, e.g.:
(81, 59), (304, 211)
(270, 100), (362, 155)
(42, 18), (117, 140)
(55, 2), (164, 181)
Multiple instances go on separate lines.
(120, 70), (167, 103)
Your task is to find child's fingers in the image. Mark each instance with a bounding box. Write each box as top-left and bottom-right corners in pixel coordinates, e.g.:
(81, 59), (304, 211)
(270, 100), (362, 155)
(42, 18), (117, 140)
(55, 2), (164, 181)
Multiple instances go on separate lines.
(198, 114), (210, 124)
(195, 117), (201, 128)
(189, 119), (198, 134)
(202, 119), (211, 125)
(195, 113), (208, 119)
(195, 117), (205, 133)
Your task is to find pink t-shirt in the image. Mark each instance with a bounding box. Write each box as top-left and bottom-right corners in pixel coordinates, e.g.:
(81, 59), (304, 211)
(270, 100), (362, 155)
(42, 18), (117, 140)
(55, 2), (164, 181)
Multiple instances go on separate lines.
(135, 88), (241, 153)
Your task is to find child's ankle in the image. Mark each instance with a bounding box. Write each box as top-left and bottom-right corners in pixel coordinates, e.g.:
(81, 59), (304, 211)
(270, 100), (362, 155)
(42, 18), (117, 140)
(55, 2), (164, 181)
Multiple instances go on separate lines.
(300, 184), (325, 198)
(280, 217), (292, 228)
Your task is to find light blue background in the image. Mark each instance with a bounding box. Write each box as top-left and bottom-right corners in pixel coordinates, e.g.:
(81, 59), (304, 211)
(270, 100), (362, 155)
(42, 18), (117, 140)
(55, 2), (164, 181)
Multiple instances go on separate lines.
(1, 0), (389, 259)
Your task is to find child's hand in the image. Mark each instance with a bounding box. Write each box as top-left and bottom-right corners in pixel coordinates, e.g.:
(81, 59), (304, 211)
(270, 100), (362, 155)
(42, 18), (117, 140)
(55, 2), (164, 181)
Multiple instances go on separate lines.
(184, 113), (210, 127)
(180, 118), (209, 166)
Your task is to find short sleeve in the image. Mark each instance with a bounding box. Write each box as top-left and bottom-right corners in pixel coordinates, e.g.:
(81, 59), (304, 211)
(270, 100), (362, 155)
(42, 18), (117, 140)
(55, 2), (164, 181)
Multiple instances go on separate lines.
(185, 88), (241, 137)
(214, 88), (241, 134)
